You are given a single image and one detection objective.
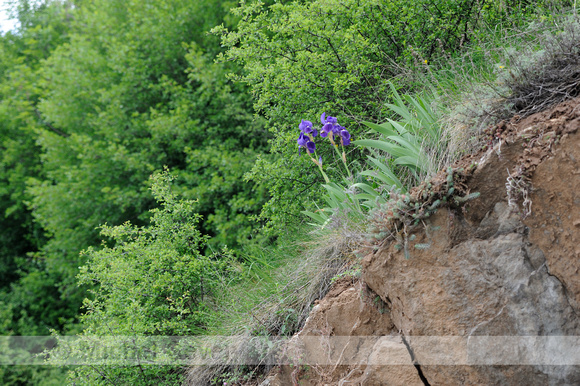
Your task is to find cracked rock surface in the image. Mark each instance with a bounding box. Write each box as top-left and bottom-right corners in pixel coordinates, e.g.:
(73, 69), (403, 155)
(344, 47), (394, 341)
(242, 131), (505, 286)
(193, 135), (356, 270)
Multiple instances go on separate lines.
(362, 98), (580, 385)
(267, 279), (424, 385)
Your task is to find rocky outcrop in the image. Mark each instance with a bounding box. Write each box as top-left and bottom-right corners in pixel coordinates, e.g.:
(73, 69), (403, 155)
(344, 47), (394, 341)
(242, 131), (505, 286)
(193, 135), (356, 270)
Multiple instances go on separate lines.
(267, 98), (580, 385)
(363, 203), (580, 384)
(265, 279), (424, 385)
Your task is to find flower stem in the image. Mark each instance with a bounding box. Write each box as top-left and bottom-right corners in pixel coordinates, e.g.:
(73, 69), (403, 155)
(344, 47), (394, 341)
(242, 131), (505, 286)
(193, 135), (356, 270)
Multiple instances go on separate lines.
(331, 142), (351, 179)
(309, 153), (330, 183)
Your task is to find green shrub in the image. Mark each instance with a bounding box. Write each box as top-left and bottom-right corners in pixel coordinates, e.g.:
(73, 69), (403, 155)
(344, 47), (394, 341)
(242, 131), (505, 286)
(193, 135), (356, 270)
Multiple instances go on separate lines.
(78, 170), (236, 335)
(215, 0), (553, 123)
(60, 170), (238, 384)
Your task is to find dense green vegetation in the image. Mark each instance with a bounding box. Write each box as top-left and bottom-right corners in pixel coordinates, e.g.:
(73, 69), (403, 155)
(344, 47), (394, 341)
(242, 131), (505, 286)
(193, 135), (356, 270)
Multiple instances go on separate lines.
(0, 0), (574, 384)
(1, 0), (265, 335)
(216, 0), (567, 232)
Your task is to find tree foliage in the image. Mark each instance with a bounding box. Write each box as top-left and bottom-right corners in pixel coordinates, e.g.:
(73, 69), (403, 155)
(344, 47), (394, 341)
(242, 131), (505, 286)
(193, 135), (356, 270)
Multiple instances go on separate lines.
(0, 0), (77, 337)
(0, 0), (267, 342)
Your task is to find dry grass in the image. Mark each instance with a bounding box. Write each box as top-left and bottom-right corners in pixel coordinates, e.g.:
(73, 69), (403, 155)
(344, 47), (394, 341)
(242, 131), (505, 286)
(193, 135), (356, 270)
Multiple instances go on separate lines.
(507, 15), (580, 117)
(184, 222), (365, 385)
(437, 13), (580, 158)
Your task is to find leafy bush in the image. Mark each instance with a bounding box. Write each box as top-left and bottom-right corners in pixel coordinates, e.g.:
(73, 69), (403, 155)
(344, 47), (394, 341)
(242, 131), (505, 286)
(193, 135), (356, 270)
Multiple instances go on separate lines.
(215, 0), (551, 123)
(78, 171), (236, 335)
(59, 170), (237, 384)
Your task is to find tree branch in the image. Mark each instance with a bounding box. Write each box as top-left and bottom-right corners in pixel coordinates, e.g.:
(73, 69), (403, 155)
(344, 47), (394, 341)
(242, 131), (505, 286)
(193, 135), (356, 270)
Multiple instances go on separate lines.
(34, 109), (70, 138)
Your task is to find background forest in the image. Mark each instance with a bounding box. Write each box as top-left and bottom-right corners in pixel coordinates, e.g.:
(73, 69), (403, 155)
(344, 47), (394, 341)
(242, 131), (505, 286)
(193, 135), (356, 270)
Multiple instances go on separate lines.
(0, 0), (574, 384)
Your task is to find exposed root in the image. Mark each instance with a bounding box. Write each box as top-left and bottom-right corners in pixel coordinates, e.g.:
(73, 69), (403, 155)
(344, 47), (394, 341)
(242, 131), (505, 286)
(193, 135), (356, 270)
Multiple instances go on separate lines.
(505, 166), (533, 218)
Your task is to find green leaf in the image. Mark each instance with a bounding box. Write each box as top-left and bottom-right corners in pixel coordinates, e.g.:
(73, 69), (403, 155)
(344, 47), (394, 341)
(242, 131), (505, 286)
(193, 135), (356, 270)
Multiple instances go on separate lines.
(362, 120), (398, 137)
(355, 139), (408, 158)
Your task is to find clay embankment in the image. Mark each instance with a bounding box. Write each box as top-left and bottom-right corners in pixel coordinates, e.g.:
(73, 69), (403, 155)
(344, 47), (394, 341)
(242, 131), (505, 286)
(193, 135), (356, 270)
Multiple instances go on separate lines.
(264, 97), (580, 385)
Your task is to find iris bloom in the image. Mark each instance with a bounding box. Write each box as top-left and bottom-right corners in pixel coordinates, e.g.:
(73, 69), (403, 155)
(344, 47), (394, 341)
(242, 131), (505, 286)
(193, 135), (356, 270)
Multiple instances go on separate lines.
(320, 113), (337, 125)
(297, 113), (352, 181)
(340, 129), (351, 146)
(297, 132), (316, 154)
(320, 113), (337, 137)
(320, 122), (333, 137)
(297, 132), (308, 147)
(299, 119), (317, 137)
(320, 113), (347, 141)
(298, 112), (351, 154)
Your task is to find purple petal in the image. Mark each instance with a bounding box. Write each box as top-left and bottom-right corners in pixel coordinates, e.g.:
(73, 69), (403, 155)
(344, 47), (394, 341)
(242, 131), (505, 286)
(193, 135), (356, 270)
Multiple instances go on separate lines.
(297, 132), (308, 147)
(341, 129), (351, 146)
(320, 112), (326, 125)
(306, 141), (316, 154)
(319, 156), (323, 165)
(299, 119), (313, 133)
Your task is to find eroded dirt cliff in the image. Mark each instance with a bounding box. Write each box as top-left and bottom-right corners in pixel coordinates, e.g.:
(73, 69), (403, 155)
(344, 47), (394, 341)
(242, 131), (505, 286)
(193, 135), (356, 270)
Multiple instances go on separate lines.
(263, 97), (580, 385)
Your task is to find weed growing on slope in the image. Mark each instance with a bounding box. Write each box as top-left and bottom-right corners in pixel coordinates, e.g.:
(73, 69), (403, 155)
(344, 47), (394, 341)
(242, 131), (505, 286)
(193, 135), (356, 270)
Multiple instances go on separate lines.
(358, 166), (480, 259)
(185, 225), (358, 385)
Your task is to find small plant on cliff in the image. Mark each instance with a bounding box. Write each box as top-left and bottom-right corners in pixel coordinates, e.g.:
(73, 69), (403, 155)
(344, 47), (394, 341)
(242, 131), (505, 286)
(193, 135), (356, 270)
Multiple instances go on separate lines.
(506, 166), (533, 218)
(296, 112), (366, 228)
(359, 166), (480, 259)
(356, 83), (447, 186)
(299, 85), (445, 230)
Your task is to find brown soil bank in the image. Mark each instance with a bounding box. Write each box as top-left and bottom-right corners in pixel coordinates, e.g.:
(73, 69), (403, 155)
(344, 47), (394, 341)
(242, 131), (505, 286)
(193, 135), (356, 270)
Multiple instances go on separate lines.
(265, 97), (580, 385)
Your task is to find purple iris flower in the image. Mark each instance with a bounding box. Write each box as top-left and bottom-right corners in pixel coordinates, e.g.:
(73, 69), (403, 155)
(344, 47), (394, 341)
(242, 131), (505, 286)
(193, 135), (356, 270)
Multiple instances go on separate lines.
(320, 122), (333, 137)
(297, 132), (309, 154)
(320, 112), (338, 125)
(320, 112), (342, 138)
(299, 119), (317, 137)
(297, 114), (349, 155)
(298, 132), (317, 154)
(332, 124), (344, 136)
(297, 132), (308, 147)
(340, 129), (351, 146)
(299, 119), (312, 132)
